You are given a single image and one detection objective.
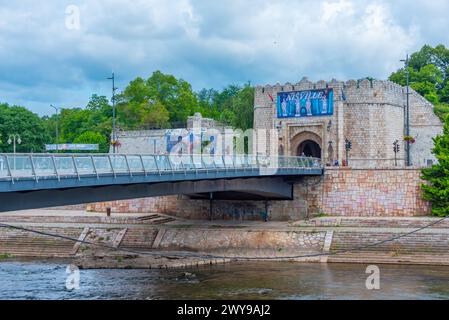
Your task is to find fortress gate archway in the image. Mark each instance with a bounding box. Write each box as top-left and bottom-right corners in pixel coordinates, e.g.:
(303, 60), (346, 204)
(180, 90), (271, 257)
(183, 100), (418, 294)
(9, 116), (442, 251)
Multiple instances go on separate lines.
(290, 131), (323, 159)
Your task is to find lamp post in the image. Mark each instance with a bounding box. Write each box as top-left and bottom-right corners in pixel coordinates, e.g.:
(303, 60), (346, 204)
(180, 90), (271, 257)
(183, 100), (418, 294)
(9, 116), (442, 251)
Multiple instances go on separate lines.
(8, 134), (21, 170)
(50, 105), (60, 153)
(401, 54), (411, 166)
(107, 72), (118, 153)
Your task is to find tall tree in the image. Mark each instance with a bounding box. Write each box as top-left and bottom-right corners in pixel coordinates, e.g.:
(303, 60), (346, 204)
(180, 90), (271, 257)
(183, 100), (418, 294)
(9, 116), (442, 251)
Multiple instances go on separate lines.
(232, 84), (254, 131)
(0, 103), (51, 153)
(140, 100), (170, 129)
(73, 131), (108, 152)
(422, 114), (449, 216)
(146, 71), (197, 124)
(196, 84), (254, 130)
(117, 71), (198, 128)
(389, 44), (449, 120)
(55, 94), (112, 153)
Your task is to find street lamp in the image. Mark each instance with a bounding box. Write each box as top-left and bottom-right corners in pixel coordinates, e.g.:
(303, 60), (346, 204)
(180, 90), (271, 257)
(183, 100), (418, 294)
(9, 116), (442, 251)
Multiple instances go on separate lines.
(50, 104), (60, 153)
(107, 72), (118, 153)
(400, 54), (411, 166)
(8, 134), (21, 170)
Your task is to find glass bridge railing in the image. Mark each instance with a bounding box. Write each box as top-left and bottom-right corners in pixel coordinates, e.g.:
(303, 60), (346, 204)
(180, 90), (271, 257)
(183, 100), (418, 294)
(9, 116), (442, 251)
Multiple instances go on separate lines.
(0, 154), (322, 182)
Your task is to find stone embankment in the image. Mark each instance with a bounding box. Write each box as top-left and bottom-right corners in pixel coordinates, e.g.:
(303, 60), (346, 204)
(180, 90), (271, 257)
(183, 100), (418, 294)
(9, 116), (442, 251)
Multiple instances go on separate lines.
(1, 211), (449, 268)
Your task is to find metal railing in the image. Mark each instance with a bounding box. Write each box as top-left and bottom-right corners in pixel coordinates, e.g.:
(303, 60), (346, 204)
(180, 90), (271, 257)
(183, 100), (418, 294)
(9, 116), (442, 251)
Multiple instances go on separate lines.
(0, 154), (322, 183)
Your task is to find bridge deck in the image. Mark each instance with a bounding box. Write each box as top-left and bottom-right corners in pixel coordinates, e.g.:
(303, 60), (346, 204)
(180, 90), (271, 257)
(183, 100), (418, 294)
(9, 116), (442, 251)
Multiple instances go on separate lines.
(0, 154), (323, 212)
(0, 154), (323, 192)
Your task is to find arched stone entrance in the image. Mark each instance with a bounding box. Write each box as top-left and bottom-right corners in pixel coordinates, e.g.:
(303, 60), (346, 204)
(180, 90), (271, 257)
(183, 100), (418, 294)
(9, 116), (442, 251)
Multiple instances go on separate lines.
(297, 140), (321, 158)
(290, 131), (323, 159)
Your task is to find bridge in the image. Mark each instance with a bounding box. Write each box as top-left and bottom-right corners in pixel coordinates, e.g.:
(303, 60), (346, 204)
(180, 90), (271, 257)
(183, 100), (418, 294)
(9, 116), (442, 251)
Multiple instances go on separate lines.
(0, 154), (323, 212)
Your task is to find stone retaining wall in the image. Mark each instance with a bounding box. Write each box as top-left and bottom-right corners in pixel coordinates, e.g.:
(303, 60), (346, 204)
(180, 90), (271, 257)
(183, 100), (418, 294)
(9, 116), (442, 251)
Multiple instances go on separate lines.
(157, 229), (325, 252)
(85, 167), (430, 219)
(319, 168), (430, 216)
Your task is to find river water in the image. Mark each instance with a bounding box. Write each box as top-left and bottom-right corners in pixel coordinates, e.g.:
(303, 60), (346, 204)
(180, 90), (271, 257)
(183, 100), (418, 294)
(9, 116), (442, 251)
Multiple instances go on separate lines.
(1, 261), (449, 300)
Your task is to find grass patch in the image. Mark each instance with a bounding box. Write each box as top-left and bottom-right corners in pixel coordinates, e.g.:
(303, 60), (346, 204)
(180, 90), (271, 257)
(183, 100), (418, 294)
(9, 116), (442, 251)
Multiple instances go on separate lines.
(209, 225), (247, 229)
(168, 224), (195, 229)
(315, 213), (329, 218)
(166, 224), (248, 229)
(0, 253), (14, 260)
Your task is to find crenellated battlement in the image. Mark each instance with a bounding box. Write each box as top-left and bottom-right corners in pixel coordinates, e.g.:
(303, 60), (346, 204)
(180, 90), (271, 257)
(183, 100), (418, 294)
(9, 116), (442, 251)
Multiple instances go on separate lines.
(257, 78), (405, 95)
(256, 77), (413, 107)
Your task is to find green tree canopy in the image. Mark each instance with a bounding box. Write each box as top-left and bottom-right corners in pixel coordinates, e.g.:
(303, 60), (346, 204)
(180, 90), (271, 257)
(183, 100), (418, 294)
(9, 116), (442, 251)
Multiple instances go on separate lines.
(422, 114), (449, 216)
(389, 44), (449, 120)
(116, 71), (198, 127)
(73, 131), (108, 152)
(0, 103), (51, 153)
(140, 100), (170, 129)
(115, 71), (254, 131)
(195, 83), (254, 131)
(54, 94), (112, 153)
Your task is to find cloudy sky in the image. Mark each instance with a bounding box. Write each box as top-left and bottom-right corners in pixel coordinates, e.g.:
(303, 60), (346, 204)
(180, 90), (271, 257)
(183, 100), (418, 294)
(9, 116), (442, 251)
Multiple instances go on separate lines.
(0, 0), (448, 115)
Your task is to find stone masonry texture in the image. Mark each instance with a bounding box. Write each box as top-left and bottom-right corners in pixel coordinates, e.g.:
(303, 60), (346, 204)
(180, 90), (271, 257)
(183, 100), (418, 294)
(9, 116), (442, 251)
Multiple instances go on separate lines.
(87, 167), (430, 219)
(254, 78), (442, 167)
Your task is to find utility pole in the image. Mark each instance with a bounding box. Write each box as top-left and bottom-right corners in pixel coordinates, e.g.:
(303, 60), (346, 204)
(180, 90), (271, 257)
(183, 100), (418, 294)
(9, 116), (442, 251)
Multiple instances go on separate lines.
(401, 55), (411, 166)
(107, 72), (118, 153)
(50, 105), (59, 153)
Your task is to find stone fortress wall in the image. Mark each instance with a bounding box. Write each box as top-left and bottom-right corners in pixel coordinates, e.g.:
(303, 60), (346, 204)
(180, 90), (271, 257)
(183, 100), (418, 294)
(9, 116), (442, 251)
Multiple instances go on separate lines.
(87, 167), (430, 219)
(113, 113), (227, 155)
(254, 78), (442, 168)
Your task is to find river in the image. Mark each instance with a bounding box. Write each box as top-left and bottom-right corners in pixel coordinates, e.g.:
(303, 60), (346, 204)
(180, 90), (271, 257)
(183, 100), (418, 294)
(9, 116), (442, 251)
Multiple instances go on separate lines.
(1, 260), (449, 300)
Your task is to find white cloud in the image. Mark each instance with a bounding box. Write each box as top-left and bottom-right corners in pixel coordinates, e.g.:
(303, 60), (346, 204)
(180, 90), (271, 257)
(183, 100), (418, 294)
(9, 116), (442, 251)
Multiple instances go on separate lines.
(0, 0), (446, 115)
(321, 0), (355, 22)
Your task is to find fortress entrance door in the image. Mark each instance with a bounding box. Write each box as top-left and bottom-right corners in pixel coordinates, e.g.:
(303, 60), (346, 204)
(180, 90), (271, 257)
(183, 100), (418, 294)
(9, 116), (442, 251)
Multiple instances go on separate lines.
(297, 140), (321, 158)
(290, 130), (323, 159)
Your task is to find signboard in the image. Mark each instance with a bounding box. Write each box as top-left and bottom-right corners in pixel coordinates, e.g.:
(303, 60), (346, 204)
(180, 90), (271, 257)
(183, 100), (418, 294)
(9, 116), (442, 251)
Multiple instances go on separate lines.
(45, 144), (99, 151)
(277, 89), (334, 118)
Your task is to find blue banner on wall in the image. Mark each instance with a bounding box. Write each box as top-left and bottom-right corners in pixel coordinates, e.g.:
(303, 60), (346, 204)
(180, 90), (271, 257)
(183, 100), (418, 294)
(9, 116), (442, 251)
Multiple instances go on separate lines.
(277, 89), (334, 118)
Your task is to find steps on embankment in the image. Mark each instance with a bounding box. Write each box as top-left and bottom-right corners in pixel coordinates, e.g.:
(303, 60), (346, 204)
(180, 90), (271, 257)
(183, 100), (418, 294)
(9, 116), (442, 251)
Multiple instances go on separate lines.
(0, 214), (175, 226)
(299, 217), (449, 229)
(328, 252), (449, 266)
(0, 227), (83, 258)
(119, 228), (159, 249)
(0, 226), (162, 258)
(331, 232), (449, 254)
(328, 231), (449, 265)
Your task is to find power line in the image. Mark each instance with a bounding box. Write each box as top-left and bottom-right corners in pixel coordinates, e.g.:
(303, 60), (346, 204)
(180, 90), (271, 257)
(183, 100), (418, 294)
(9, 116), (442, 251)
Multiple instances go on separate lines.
(0, 216), (448, 261)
